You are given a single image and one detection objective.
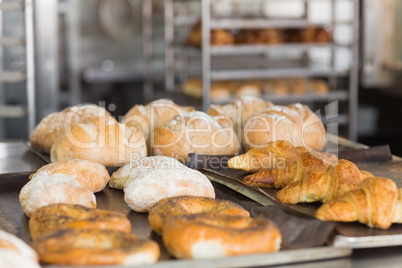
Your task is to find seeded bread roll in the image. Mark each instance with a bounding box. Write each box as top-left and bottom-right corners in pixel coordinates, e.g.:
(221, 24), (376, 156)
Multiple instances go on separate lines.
(30, 104), (110, 153)
(50, 115), (147, 167)
(150, 111), (240, 162)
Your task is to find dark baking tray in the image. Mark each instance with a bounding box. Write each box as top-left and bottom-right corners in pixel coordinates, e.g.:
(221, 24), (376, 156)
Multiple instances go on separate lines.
(0, 172), (351, 268)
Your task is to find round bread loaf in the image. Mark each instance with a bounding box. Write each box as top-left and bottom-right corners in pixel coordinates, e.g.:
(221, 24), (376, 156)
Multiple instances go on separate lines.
(19, 174), (96, 217)
(163, 214), (281, 259)
(29, 204), (132, 240)
(124, 168), (215, 213)
(109, 156), (186, 190)
(30, 104), (110, 153)
(29, 159), (110, 192)
(0, 250), (41, 268)
(123, 99), (195, 142)
(148, 196), (250, 234)
(150, 111), (240, 162)
(242, 103), (326, 151)
(31, 229), (160, 266)
(50, 115), (147, 167)
(0, 230), (38, 262)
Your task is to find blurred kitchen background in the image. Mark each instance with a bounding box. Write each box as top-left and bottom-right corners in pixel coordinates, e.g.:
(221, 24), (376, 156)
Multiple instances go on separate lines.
(0, 0), (402, 155)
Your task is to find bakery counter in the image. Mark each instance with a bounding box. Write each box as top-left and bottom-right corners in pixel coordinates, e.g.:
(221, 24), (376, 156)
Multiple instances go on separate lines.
(1, 140), (402, 268)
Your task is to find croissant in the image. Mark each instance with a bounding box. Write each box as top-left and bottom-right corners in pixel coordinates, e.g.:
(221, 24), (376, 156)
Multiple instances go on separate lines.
(227, 140), (298, 173)
(315, 177), (402, 229)
(242, 150), (337, 188)
(276, 159), (373, 204)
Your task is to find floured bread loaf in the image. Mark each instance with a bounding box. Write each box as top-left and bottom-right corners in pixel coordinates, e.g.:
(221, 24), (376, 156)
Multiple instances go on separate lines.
(124, 168), (215, 212)
(242, 103), (326, 151)
(19, 174), (96, 217)
(30, 104), (110, 153)
(29, 159), (110, 192)
(110, 156), (186, 189)
(50, 115), (147, 167)
(123, 99), (195, 142)
(0, 230), (38, 262)
(150, 111), (240, 162)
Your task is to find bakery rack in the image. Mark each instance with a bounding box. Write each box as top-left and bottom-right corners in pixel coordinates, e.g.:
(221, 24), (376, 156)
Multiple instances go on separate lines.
(0, 0), (35, 136)
(163, 0), (360, 140)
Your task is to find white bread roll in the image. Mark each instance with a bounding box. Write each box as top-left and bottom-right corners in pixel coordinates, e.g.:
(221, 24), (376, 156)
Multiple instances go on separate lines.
(19, 174), (96, 217)
(208, 95), (274, 131)
(0, 250), (41, 268)
(124, 168), (215, 212)
(30, 104), (110, 153)
(242, 103), (326, 151)
(123, 99), (195, 142)
(0, 230), (38, 262)
(50, 115), (147, 167)
(110, 156), (186, 190)
(150, 111), (240, 162)
(29, 159), (110, 193)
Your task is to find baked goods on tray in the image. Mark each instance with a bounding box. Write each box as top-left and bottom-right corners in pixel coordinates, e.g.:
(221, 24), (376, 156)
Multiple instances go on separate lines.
(316, 177), (401, 229)
(50, 115), (147, 167)
(29, 159), (110, 193)
(29, 204), (131, 240)
(30, 104), (110, 153)
(150, 111), (240, 162)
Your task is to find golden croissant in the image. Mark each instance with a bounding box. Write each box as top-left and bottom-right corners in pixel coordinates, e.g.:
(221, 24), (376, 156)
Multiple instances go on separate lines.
(227, 140), (299, 173)
(276, 159), (373, 204)
(242, 150), (338, 188)
(315, 177), (402, 229)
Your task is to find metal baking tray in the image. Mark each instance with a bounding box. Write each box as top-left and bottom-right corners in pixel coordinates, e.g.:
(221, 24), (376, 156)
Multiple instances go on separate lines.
(0, 171), (351, 268)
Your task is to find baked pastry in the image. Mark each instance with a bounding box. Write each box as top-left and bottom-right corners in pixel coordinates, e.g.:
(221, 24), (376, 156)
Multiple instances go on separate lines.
(163, 214), (281, 259)
(0, 250), (41, 268)
(210, 81), (233, 103)
(228, 140), (298, 173)
(263, 78), (288, 96)
(316, 177), (401, 229)
(187, 22), (234, 47)
(235, 29), (283, 44)
(50, 115), (147, 167)
(29, 159), (110, 193)
(150, 111), (240, 162)
(276, 159), (373, 204)
(310, 79), (329, 95)
(0, 230), (38, 262)
(148, 196), (250, 234)
(241, 151), (338, 189)
(123, 99), (195, 141)
(30, 104), (110, 153)
(29, 204), (131, 240)
(235, 81), (262, 98)
(19, 174), (96, 217)
(242, 103), (327, 151)
(109, 155), (186, 189)
(31, 229), (160, 266)
(124, 168), (215, 213)
(183, 78), (203, 98)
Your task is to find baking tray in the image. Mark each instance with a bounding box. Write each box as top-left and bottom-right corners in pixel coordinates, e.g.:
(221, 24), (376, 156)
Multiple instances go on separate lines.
(0, 171), (351, 268)
(198, 159), (402, 249)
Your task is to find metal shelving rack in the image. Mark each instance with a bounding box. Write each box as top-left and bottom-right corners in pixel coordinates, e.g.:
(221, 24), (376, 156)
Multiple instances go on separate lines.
(164, 0), (360, 140)
(0, 0), (35, 135)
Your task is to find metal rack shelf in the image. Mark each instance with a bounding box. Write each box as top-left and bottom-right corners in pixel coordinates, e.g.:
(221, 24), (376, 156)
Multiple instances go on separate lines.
(0, 1), (24, 11)
(0, 36), (25, 46)
(0, 71), (26, 83)
(210, 18), (326, 30)
(0, 105), (26, 117)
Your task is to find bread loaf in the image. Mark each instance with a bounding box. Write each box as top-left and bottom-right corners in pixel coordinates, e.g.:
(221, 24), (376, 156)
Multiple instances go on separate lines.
(242, 103), (326, 151)
(0, 230), (38, 262)
(29, 159), (110, 193)
(50, 115), (147, 167)
(30, 104), (110, 153)
(150, 111), (240, 162)
(123, 99), (195, 141)
(124, 168), (215, 212)
(19, 174), (96, 217)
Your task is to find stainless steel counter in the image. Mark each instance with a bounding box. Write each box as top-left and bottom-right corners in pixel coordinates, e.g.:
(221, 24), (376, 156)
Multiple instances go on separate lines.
(1, 140), (402, 268)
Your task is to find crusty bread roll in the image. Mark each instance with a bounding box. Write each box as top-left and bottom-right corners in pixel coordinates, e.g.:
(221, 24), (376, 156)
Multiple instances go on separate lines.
(183, 78), (203, 98)
(263, 78), (288, 96)
(124, 168), (215, 213)
(208, 96), (274, 131)
(235, 81), (262, 98)
(19, 174), (96, 217)
(30, 104), (110, 153)
(243, 103), (326, 151)
(0, 251), (41, 268)
(150, 111), (240, 162)
(182, 79), (234, 103)
(0, 230), (38, 262)
(109, 156), (186, 190)
(50, 115), (147, 167)
(29, 159), (110, 193)
(123, 99), (195, 142)
(311, 79), (329, 95)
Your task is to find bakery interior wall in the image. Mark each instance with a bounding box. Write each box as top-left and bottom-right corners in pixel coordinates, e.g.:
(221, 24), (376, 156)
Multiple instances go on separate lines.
(1, 0), (402, 157)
